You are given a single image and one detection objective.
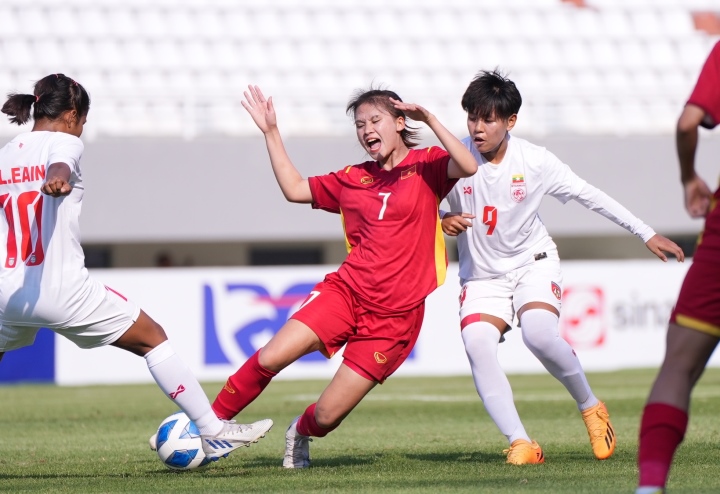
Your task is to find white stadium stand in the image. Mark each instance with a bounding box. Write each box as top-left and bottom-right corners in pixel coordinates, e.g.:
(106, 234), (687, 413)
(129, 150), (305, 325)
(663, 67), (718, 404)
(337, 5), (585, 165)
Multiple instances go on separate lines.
(0, 0), (718, 139)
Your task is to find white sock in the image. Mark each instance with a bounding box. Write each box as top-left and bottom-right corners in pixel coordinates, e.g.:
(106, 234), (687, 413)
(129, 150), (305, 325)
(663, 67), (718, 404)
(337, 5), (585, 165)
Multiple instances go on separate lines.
(145, 341), (223, 436)
(520, 309), (599, 411)
(462, 321), (531, 444)
(635, 487), (665, 494)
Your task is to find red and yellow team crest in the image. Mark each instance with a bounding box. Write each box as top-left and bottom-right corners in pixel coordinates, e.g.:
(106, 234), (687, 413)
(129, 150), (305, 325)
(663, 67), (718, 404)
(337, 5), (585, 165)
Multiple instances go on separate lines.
(361, 176), (374, 184)
(551, 281), (562, 300)
(374, 352), (388, 364)
(401, 165), (417, 180)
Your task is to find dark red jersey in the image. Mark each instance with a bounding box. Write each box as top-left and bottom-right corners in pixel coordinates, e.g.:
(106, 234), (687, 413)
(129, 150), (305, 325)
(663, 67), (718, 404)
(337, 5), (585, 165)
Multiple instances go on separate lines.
(308, 147), (457, 314)
(688, 41), (720, 128)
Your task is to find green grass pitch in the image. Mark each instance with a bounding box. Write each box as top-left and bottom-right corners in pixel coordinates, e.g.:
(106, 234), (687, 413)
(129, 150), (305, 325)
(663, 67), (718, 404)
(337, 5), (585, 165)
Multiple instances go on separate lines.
(1, 369), (720, 493)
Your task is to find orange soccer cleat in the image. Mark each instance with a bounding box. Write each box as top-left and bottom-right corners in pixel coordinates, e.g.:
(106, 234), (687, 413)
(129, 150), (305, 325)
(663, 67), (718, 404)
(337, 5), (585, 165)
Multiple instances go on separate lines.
(581, 401), (616, 460)
(503, 439), (545, 465)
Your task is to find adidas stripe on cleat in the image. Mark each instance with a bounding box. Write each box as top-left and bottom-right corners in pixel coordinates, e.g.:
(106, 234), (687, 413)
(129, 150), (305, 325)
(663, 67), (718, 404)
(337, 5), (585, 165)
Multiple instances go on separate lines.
(503, 439), (545, 465)
(201, 418), (274, 460)
(582, 401), (616, 460)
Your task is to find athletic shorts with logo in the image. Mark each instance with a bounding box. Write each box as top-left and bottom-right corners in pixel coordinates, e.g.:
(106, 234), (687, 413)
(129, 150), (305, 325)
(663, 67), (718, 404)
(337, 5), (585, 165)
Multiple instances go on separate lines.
(0, 281), (140, 352)
(291, 271), (424, 383)
(459, 253), (563, 332)
(671, 188), (720, 337)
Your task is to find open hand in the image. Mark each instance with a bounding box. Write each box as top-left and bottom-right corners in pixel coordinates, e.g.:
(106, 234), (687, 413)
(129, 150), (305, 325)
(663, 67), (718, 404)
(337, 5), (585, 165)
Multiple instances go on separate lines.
(390, 98), (433, 124)
(645, 234), (685, 263)
(441, 212), (475, 236)
(241, 85), (277, 134)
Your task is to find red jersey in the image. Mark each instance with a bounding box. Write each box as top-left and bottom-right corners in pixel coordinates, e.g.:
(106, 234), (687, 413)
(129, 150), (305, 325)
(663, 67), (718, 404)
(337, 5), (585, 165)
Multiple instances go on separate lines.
(308, 147), (457, 314)
(688, 41), (720, 129)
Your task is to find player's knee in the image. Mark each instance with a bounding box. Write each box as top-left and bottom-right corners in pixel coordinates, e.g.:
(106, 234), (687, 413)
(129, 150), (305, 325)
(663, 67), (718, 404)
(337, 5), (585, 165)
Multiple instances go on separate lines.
(463, 337), (495, 362)
(148, 319), (167, 339)
(257, 346), (286, 373)
(116, 315), (168, 355)
(462, 323), (501, 361)
(314, 403), (344, 429)
(521, 326), (555, 353)
(660, 356), (704, 384)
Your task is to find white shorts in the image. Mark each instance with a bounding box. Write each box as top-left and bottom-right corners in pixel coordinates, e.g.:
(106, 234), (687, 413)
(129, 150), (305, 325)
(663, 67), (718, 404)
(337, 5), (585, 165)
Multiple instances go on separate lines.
(0, 286), (140, 352)
(459, 254), (563, 331)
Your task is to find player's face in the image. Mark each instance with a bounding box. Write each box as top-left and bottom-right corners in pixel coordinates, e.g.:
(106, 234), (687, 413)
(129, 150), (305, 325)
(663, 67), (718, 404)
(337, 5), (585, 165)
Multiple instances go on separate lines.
(354, 103), (405, 161)
(466, 112), (516, 156)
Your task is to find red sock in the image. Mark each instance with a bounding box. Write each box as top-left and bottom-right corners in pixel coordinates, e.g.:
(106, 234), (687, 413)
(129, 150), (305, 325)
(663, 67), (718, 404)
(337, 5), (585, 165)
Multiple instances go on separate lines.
(638, 402), (688, 488)
(211, 350), (277, 420)
(296, 403), (338, 438)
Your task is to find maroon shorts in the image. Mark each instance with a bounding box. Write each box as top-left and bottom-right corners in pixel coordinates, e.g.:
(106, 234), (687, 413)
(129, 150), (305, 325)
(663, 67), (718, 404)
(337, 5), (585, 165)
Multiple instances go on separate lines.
(291, 272), (425, 383)
(671, 188), (720, 337)
(670, 258), (720, 338)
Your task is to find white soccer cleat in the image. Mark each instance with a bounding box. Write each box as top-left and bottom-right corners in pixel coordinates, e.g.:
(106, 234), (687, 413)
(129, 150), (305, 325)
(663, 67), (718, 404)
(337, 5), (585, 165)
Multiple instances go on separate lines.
(149, 432), (158, 451)
(283, 416), (312, 469)
(201, 419), (274, 461)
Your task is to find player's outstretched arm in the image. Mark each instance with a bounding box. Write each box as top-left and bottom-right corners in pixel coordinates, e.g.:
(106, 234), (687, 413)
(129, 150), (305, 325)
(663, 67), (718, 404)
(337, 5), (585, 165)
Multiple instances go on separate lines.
(242, 85), (312, 203)
(41, 162), (72, 197)
(390, 98), (477, 179)
(644, 234), (685, 263)
(441, 212), (475, 236)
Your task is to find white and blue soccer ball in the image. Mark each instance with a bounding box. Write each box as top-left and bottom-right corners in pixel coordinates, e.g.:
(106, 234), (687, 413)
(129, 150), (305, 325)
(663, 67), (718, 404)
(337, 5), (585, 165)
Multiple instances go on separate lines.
(155, 411), (212, 471)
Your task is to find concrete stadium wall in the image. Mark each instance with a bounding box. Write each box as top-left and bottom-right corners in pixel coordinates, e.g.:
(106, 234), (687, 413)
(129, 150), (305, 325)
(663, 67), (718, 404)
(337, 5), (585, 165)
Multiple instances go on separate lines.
(78, 134), (720, 246)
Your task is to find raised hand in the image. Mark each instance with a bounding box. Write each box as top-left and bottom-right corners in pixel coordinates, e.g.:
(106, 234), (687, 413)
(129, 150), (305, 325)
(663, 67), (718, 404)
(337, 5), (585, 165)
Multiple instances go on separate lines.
(645, 234), (685, 263)
(241, 85), (277, 134)
(441, 212), (475, 236)
(683, 175), (712, 218)
(389, 98), (433, 124)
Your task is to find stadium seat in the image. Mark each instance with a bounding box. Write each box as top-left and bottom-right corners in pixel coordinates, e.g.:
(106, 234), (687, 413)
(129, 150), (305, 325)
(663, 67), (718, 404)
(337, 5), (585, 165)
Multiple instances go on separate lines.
(0, 0), (718, 137)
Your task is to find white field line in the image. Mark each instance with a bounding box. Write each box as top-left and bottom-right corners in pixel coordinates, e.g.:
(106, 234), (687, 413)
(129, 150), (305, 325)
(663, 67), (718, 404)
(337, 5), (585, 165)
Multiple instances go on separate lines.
(287, 387), (720, 403)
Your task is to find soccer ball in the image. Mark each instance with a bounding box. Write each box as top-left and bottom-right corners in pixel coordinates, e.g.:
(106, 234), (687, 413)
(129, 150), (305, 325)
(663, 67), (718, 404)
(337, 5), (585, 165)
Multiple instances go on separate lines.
(155, 411), (212, 471)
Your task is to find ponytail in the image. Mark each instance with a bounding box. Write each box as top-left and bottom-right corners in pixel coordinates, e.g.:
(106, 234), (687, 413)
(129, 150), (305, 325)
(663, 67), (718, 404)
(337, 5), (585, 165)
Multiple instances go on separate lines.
(1, 93), (36, 125)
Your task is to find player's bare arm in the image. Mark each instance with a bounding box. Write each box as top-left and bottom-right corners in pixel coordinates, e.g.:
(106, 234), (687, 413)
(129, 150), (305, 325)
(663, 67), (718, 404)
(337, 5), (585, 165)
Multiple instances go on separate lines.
(441, 212), (475, 236)
(390, 98), (477, 179)
(644, 234), (685, 263)
(41, 162), (72, 197)
(242, 85), (312, 203)
(677, 104), (712, 218)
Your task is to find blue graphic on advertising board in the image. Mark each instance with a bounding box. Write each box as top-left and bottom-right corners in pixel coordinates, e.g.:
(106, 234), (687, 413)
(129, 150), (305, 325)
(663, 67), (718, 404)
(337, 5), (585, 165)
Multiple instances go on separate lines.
(204, 282), (325, 364)
(0, 328), (54, 383)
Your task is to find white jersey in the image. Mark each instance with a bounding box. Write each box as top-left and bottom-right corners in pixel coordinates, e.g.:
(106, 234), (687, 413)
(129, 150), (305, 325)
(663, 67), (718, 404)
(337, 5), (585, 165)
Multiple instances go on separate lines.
(0, 131), (105, 327)
(446, 135), (656, 282)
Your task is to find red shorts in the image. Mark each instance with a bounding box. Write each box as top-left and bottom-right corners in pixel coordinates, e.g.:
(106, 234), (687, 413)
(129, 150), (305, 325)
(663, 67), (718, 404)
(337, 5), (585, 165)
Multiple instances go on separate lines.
(291, 272), (425, 383)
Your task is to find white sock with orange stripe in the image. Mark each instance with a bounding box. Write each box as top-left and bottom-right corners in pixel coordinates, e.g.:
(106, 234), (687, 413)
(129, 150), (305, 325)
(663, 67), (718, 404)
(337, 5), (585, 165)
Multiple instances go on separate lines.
(520, 309), (598, 411)
(462, 321), (531, 444)
(145, 340), (222, 436)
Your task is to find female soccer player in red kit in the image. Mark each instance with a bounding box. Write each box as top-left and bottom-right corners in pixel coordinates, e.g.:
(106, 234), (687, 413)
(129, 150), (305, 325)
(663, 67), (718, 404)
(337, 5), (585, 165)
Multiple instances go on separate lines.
(0, 74), (272, 463)
(211, 85), (478, 468)
(636, 41), (720, 494)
